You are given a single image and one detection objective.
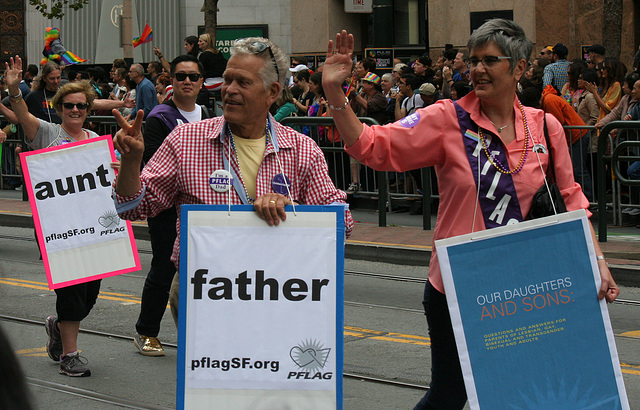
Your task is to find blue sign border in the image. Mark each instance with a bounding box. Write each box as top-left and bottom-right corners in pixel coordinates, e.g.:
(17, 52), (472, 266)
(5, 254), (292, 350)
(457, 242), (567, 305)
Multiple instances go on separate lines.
(176, 204), (345, 409)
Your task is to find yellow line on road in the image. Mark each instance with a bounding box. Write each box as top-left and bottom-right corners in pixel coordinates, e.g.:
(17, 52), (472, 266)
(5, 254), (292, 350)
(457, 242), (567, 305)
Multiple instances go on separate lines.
(346, 239), (432, 250)
(0, 277), (142, 304)
(2, 278), (638, 365)
(0, 278), (49, 290)
(345, 325), (430, 345)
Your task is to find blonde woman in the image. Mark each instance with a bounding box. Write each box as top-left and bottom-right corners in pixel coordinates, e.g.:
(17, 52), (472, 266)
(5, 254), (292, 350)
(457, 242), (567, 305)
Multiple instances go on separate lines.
(198, 33), (227, 94)
(5, 56), (102, 377)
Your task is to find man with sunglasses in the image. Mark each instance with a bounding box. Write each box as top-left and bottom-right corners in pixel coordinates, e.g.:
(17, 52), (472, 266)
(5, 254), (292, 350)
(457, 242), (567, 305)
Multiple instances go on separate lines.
(132, 54), (212, 356)
(113, 37), (352, 328)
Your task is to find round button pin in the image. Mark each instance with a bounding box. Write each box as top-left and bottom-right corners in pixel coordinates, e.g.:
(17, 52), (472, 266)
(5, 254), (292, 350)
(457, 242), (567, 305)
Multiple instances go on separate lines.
(272, 173), (291, 195)
(209, 170), (233, 193)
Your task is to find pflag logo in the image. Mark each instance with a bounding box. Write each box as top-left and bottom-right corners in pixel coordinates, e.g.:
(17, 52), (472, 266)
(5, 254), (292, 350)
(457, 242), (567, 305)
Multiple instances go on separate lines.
(287, 339), (333, 380)
(98, 210), (125, 236)
(98, 210), (120, 228)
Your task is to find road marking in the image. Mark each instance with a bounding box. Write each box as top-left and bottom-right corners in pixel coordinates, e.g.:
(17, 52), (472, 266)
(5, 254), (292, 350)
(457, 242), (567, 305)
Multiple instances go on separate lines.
(0, 277), (143, 304)
(621, 362), (640, 376)
(620, 330), (640, 338)
(347, 239), (432, 250)
(3, 277), (639, 375)
(345, 326), (430, 346)
(15, 347), (48, 357)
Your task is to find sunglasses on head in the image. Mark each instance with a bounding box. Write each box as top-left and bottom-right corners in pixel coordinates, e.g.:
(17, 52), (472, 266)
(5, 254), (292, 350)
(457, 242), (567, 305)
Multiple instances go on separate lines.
(173, 72), (202, 82)
(246, 40), (280, 80)
(62, 102), (89, 110)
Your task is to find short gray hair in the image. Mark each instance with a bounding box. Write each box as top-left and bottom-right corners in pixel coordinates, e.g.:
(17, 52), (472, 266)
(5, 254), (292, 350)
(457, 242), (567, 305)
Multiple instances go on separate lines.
(381, 73), (394, 83)
(231, 37), (288, 91)
(467, 19), (533, 71)
(131, 64), (144, 75)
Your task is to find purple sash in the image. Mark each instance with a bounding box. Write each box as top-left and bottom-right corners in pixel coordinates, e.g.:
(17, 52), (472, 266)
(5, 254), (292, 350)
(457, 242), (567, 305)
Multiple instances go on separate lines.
(453, 102), (523, 228)
(147, 104), (189, 129)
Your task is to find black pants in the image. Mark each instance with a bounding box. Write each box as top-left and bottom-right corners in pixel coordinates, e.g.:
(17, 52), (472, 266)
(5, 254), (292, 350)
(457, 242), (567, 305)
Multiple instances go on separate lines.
(55, 280), (101, 322)
(135, 206), (177, 337)
(413, 282), (467, 409)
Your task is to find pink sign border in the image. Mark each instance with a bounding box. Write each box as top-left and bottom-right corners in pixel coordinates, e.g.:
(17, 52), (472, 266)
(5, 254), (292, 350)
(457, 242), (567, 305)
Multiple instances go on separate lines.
(19, 135), (141, 289)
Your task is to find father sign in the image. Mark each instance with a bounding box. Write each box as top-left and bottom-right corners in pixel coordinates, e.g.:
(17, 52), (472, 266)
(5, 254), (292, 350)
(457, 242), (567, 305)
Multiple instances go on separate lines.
(178, 205), (345, 409)
(20, 136), (140, 289)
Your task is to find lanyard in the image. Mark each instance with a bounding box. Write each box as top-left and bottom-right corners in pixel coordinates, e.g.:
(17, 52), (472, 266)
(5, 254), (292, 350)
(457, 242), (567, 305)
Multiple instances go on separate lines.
(220, 116), (280, 205)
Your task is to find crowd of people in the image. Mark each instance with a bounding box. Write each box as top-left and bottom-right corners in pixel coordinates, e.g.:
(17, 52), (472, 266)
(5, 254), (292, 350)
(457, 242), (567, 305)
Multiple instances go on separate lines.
(0, 33), (232, 377)
(267, 37), (640, 211)
(0, 20), (633, 408)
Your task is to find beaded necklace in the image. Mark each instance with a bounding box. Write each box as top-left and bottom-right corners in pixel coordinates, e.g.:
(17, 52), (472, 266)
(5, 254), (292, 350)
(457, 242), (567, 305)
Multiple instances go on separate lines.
(227, 121), (269, 204)
(478, 100), (530, 175)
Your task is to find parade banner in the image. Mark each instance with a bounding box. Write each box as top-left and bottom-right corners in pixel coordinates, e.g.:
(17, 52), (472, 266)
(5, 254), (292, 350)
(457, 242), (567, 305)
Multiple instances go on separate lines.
(436, 210), (629, 409)
(177, 205), (345, 409)
(20, 136), (140, 289)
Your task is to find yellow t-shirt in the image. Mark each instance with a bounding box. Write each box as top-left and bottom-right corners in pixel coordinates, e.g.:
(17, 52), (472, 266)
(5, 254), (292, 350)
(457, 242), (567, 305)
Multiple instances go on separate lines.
(233, 135), (267, 201)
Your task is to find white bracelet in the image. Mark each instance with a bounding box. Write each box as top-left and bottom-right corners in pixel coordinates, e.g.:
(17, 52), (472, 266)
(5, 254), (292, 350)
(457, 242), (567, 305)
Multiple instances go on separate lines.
(596, 255), (605, 261)
(328, 96), (349, 111)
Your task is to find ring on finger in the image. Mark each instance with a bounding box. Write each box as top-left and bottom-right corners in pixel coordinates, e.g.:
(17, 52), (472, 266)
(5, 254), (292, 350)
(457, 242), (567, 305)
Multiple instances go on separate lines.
(269, 200), (276, 204)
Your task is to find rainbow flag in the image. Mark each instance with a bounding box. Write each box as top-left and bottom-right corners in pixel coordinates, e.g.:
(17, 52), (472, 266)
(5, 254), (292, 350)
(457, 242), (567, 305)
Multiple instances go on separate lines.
(133, 23), (153, 48)
(60, 51), (86, 65)
(41, 27), (86, 65)
(344, 77), (355, 98)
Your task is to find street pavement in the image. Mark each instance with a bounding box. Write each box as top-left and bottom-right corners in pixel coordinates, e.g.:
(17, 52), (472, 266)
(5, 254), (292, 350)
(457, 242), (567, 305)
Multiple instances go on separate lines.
(1, 186), (639, 408)
(1, 187), (639, 287)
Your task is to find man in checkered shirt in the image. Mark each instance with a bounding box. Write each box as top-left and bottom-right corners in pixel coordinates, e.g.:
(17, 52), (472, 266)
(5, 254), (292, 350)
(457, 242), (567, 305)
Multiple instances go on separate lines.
(542, 43), (570, 93)
(113, 37), (353, 323)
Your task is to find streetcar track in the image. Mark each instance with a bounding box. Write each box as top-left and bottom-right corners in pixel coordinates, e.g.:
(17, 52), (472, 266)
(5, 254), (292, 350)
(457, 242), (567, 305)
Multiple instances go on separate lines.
(343, 373), (428, 390)
(27, 377), (172, 409)
(3, 313), (640, 400)
(345, 300), (424, 313)
(3, 314), (431, 394)
(3, 233), (640, 309)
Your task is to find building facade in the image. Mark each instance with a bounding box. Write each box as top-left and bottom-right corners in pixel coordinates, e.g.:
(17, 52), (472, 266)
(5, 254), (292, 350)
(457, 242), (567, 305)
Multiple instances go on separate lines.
(2, 0), (637, 73)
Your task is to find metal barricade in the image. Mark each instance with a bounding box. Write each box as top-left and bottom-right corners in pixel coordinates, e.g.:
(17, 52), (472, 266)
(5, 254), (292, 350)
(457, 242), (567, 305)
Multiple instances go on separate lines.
(597, 121), (640, 242)
(279, 116), (436, 229)
(87, 115), (131, 136)
(5, 112), (634, 238)
(0, 119), (25, 193)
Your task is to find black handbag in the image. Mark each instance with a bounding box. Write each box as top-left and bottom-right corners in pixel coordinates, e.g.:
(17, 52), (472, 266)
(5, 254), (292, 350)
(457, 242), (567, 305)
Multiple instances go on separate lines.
(526, 116), (567, 219)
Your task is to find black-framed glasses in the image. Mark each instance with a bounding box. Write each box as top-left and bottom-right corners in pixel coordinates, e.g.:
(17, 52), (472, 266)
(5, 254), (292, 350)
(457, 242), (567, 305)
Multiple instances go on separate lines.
(62, 102), (89, 110)
(247, 40), (280, 80)
(468, 56), (512, 69)
(173, 72), (202, 82)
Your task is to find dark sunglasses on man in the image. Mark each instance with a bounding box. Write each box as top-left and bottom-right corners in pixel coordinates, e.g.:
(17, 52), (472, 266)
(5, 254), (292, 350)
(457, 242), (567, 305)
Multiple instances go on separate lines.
(173, 73), (202, 82)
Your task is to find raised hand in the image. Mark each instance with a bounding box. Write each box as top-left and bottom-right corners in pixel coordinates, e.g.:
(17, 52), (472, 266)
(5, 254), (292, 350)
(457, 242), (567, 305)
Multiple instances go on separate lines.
(322, 30), (355, 90)
(112, 109), (144, 162)
(4, 56), (23, 92)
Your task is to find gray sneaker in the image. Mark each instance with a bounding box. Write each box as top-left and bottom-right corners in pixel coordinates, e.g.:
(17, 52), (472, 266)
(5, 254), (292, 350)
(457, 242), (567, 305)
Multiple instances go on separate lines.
(59, 352), (91, 377)
(45, 316), (62, 362)
(346, 183), (360, 194)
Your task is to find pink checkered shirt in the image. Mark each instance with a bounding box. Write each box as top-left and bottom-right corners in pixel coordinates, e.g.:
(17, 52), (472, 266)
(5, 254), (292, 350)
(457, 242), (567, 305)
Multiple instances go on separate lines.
(115, 116), (353, 265)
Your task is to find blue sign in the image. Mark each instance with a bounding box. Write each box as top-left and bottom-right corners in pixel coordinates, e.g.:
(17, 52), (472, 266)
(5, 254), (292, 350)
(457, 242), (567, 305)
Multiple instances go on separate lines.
(437, 211), (629, 409)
